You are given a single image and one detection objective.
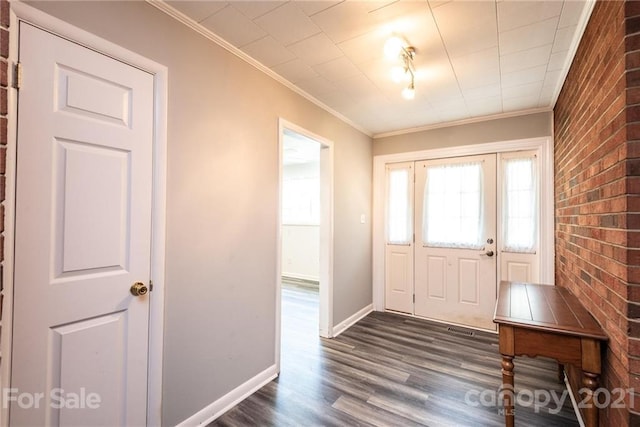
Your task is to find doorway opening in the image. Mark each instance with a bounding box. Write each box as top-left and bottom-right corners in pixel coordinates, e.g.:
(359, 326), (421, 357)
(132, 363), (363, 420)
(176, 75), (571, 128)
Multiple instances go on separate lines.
(281, 128), (321, 351)
(276, 120), (333, 374)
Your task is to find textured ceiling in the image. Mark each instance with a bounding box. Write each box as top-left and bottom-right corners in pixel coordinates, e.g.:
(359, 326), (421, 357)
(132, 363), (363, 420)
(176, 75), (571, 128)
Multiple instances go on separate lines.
(161, 0), (593, 136)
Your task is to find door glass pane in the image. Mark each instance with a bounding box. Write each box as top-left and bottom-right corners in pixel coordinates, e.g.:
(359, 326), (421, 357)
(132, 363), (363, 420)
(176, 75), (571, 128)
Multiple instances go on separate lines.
(387, 167), (412, 244)
(423, 162), (484, 249)
(502, 157), (537, 253)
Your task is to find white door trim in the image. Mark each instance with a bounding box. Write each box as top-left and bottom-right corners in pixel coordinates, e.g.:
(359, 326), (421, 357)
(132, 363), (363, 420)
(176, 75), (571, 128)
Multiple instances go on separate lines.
(276, 118), (334, 371)
(373, 136), (554, 312)
(3, 3), (168, 426)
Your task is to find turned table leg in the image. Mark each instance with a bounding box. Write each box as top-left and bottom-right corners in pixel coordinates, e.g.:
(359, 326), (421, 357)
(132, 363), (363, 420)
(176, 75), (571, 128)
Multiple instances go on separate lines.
(501, 355), (515, 427)
(557, 363), (565, 383)
(582, 371), (599, 427)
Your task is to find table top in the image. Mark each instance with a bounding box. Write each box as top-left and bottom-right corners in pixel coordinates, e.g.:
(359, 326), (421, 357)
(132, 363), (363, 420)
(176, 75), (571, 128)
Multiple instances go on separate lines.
(493, 281), (608, 341)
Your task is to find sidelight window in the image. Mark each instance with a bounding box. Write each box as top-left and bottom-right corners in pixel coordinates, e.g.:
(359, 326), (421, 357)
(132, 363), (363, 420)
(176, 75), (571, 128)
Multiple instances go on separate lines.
(502, 156), (537, 253)
(386, 166), (412, 244)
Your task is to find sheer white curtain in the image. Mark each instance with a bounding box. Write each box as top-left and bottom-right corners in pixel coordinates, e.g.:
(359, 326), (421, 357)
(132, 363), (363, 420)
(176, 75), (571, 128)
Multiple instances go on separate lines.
(502, 156), (538, 253)
(423, 162), (484, 249)
(387, 167), (412, 244)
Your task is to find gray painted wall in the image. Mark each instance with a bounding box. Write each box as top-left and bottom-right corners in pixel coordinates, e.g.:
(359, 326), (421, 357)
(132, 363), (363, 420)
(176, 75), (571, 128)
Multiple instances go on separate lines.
(26, 2), (372, 425)
(373, 111), (553, 155)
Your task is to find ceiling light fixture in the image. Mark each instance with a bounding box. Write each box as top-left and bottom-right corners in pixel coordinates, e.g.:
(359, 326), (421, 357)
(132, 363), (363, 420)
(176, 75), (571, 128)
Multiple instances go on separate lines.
(384, 36), (416, 100)
(402, 82), (415, 100)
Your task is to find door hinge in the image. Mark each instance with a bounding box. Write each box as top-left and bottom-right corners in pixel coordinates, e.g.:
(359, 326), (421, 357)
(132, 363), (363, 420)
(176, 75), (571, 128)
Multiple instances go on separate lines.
(14, 62), (22, 90)
(413, 294), (415, 303)
(149, 280), (154, 292)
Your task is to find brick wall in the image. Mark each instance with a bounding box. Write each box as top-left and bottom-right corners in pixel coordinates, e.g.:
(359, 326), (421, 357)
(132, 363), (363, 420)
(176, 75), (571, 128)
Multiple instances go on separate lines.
(0, 0), (8, 369)
(626, 1), (640, 424)
(555, 1), (640, 425)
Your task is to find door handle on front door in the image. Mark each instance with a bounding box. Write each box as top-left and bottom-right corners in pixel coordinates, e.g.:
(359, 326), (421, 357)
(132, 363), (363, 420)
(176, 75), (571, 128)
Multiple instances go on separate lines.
(485, 250), (494, 257)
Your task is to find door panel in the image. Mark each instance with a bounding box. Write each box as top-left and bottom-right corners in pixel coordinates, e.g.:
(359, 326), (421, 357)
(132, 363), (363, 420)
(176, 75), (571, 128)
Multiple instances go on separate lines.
(458, 258), (480, 304)
(57, 65), (132, 126)
(426, 256), (445, 299)
(386, 249), (413, 311)
(414, 155), (497, 330)
(52, 312), (127, 426)
(11, 24), (153, 426)
(56, 140), (130, 275)
(503, 255), (535, 282)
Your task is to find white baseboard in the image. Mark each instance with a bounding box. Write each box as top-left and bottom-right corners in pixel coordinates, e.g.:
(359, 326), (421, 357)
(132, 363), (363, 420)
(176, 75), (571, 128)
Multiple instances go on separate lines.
(175, 364), (278, 426)
(564, 372), (586, 427)
(282, 272), (320, 282)
(332, 304), (373, 337)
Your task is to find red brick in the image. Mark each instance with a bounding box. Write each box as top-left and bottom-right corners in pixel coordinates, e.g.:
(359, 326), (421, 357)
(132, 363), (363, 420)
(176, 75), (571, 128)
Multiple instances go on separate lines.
(0, 176), (6, 202)
(0, 146), (6, 175)
(632, 339), (640, 358)
(628, 141), (640, 159)
(0, 117), (6, 146)
(0, 61), (7, 88)
(628, 87), (640, 106)
(0, 235), (4, 263)
(631, 286), (640, 302)
(0, 28), (7, 60)
(0, 88), (6, 116)
(631, 320), (640, 338)
(627, 1), (640, 19)
(628, 16), (640, 36)
(1, 1), (9, 29)
(628, 123), (640, 140)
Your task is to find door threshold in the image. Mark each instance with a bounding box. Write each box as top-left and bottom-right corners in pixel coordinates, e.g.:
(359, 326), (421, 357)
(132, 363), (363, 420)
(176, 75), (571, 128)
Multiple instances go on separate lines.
(383, 309), (498, 334)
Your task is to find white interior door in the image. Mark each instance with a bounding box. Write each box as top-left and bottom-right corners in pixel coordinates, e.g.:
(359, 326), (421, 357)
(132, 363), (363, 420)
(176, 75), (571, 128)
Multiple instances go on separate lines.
(414, 155), (497, 330)
(384, 162), (414, 314)
(11, 23), (154, 426)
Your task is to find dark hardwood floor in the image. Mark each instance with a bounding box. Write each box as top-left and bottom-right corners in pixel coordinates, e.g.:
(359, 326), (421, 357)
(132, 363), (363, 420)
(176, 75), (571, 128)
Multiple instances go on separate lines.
(210, 282), (579, 426)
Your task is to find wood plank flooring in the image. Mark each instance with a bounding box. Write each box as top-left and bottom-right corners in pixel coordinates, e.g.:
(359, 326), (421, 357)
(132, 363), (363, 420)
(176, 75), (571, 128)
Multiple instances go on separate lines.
(209, 283), (579, 426)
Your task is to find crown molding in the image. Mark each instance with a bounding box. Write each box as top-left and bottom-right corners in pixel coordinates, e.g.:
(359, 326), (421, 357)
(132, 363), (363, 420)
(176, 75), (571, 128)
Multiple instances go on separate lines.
(148, 0), (595, 142)
(146, 0), (373, 138)
(549, 0), (596, 108)
(373, 107), (552, 139)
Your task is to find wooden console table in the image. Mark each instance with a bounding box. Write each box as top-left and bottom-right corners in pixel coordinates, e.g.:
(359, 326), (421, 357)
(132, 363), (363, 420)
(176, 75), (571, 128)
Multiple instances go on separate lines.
(493, 281), (607, 427)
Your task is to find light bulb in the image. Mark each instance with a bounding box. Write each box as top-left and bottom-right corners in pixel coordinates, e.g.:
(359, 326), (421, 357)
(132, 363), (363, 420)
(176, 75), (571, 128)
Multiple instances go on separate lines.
(390, 66), (406, 83)
(402, 84), (415, 100)
(384, 36), (404, 59)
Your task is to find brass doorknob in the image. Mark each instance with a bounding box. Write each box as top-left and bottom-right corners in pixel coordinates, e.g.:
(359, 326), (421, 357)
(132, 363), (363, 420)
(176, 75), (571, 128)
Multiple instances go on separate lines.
(130, 282), (148, 297)
(485, 250), (495, 257)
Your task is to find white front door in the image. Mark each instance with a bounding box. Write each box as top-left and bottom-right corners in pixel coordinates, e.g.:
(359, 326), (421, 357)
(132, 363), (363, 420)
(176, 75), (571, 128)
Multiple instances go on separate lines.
(11, 23), (154, 426)
(414, 154), (497, 330)
(383, 151), (541, 330)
